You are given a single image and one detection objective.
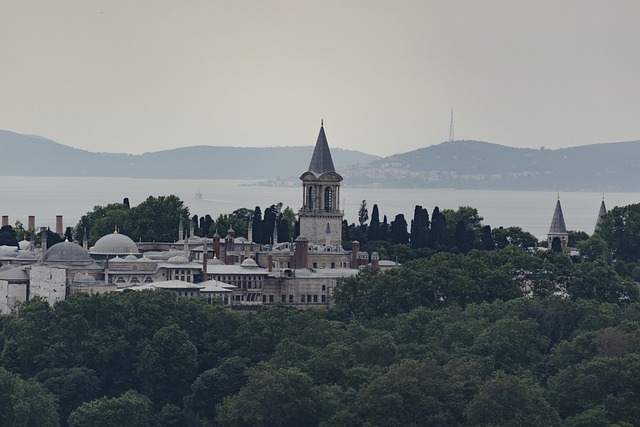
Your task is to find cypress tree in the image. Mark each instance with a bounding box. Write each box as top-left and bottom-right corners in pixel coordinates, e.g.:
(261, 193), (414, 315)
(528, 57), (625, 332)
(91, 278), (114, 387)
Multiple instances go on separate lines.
(368, 204), (381, 241)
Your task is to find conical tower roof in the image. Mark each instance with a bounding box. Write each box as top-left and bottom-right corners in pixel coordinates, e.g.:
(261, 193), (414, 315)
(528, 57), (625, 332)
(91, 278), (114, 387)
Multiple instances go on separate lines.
(595, 198), (607, 232)
(307, 122), (336, 174)
(549, 198), (568, 234)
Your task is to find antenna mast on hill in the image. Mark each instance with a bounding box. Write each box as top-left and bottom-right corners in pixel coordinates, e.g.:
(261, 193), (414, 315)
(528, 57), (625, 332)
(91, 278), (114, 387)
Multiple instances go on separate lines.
(448, 107), (455, 142)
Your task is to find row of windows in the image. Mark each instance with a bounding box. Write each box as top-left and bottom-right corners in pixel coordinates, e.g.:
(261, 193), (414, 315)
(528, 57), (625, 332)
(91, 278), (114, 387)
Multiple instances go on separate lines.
(263, 294), (327, 304)
(213, 275), (263, 282)
(114, 276), (154, 284)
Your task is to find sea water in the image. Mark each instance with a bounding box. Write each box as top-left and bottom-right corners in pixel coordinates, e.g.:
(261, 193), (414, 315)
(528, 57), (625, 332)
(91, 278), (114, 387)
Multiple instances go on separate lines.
(1, 176), (638, 240)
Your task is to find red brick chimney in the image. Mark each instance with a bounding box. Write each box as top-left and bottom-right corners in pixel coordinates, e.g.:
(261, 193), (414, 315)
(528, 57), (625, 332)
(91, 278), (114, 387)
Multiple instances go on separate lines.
(294, 236), (309, 269)
(56, 215), (63, 235)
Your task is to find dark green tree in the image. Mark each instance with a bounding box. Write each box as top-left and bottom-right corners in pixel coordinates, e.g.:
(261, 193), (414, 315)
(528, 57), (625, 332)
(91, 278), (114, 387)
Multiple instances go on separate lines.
(492, 226), (538, 250)
(134, 324), (199, 407)
(128, 195), (190, 243)
(0, 367), (59, 427)
(368, 204), (381, 241)
(358, 200), (369, 227)
(35, 367), (100, 426)
(465, 373), (561, 426)
(597, 203), (640, 262)
(67, 390), (153, 427)
(480, 225), (495, 250)
(251, 206), (263, 243)
(410, 205), (429, 249)
(216, 368), (321, 427)
(389, 214), (409, 245)
(0, 224), (19, 247)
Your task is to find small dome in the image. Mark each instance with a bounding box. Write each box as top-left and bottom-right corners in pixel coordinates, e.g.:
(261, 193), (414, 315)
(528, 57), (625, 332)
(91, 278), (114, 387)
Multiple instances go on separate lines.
(109, 256), (125, 263)
(44, 241), (93, 263)
(73, 272), (98, 283)
(241, 258), (258, 268)
(168, 255), (189, 264)
(0, 266), (28, 281)
(90, 232), (140, 256)
(18, 239), (31, 251)
(124, 253), (138, 261)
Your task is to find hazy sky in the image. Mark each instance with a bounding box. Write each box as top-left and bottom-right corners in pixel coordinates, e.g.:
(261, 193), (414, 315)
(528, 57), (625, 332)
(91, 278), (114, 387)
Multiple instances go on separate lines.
(2, 1), (639, 157)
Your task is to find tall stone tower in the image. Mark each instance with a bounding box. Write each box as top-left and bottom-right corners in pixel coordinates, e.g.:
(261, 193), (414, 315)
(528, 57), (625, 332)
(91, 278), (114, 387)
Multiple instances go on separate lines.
(298, 121), (343, 245)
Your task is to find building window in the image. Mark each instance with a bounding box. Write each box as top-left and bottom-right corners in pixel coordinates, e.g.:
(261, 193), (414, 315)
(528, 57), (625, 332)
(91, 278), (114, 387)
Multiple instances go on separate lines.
(281, 294), (286, 303)
(322, 285), (326, 291)
(324, 186), (333, 211)
(269, 295), (274, 303)
(116, 277), (125, 284)
(301, 295), (305, 303)
(131, 277), (140, 283)
(313, 295), (318, 302)
(322, 295), (326, 303)
(308, 294), (312, 303)
(289, 294), (294, 303)
(262, 295), (266, 302)
(307, 186), (315, 210)
(331, 262), (335, 269)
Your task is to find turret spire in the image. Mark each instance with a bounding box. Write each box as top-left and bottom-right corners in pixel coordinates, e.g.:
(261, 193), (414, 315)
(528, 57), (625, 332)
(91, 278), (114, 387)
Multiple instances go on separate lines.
(307, 122), (336, 174)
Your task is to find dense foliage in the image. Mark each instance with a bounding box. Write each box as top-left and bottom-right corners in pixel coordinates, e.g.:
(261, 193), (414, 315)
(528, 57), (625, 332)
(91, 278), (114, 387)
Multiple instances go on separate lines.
(2, 244), (640, 426)
(5, 201), (640, 425)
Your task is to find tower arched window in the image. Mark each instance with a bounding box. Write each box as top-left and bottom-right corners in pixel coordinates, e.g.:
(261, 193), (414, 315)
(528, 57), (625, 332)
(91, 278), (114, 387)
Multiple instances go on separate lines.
(324, 187), (333, 211)
(307, 186), (315, 210)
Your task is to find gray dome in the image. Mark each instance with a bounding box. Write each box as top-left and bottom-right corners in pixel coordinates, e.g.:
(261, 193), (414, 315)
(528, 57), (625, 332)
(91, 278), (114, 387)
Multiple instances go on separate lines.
(90, 232), (140, 256)
(73, 272), (98, 283)
(168, 255), (189, 264)
(0, 266), (28, 281)
(241, 258), (258, 268)
(44, 241), (93, 263)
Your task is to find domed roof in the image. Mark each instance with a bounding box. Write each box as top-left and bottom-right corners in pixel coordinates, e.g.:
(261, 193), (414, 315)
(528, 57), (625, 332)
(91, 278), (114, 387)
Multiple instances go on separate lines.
(90, 232), (140, 256)
(0, 266), (28, 281)
(241, 257), (258, 268)
(44, 241), (93, 263)
(73, 272), (98, 283)
(168, 255), (189, 264)
(124, 253), (138, 261)
(208, 257), (225, 266)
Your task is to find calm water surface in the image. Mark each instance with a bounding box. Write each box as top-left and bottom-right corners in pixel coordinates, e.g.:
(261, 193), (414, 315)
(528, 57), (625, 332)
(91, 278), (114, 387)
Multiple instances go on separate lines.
(1, 176), (639, 240)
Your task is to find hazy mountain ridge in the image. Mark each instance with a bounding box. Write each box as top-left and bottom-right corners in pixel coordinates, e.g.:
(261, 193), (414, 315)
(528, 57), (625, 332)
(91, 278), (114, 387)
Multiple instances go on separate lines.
(0, 130), (379, 179)
(342, 139), (640, 191)
(2, 129), (640, 191)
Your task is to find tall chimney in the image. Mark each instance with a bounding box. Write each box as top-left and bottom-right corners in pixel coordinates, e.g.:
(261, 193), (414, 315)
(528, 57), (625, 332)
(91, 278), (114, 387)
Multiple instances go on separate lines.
(1, 216), (8, 227)
(351, 240), (360, 269)
(28, 216), (35, 230)
(294, 236), (309, 269)
(56, 215), (63, 235)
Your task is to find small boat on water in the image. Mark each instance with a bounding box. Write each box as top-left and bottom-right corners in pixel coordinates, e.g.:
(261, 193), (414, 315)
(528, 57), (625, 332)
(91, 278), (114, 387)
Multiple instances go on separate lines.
(195, 190), (202, 200)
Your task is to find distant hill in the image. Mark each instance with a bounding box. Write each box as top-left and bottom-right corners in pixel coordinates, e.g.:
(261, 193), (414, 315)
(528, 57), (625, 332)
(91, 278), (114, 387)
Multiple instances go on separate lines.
(0, 130), (379, 179)
(342, 139), (640, 191)
(3, 130), (640, 191)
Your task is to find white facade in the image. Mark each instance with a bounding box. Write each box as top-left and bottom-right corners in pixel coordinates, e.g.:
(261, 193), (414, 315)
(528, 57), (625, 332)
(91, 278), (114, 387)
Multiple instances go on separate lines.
(0, 280), (27, 314)
(29, 266), (66, 305)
